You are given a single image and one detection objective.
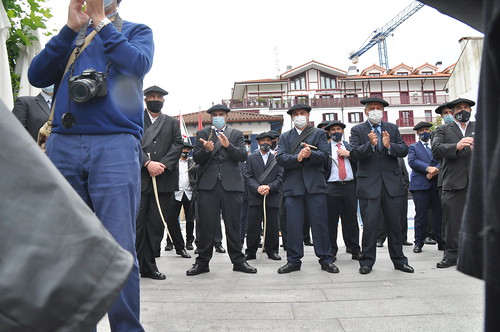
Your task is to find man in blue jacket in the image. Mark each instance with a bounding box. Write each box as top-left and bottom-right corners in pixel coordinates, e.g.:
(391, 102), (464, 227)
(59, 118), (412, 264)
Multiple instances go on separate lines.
(276, 104), (338, 274)
(408, 122), (443, 254)
(28, 0), (153, 330)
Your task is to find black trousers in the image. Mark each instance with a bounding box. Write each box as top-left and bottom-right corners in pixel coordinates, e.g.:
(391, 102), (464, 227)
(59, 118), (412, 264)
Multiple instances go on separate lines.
(240, 198), (249, 244)
(359, 185), (408, 268)
(195, 180), (245, 266)
(486, 283), (500, 331)
(136, 191), (172, 273)
(327, 181), (360, 256)
(165, 193), (193, 247)
(377, 189), (409, 243)
(245, 203), (279, 256)
(412, 189), (443, 247)
(441, 188), (467, 261)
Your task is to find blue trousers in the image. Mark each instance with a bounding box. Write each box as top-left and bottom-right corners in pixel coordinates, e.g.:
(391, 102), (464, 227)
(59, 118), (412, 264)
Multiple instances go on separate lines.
(47, 133), (144, 332)
(284, 194), (332, 265)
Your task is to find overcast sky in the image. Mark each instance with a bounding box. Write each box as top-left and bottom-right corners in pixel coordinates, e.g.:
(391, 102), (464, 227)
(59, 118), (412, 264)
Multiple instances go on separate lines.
(42, 0), (482, 116)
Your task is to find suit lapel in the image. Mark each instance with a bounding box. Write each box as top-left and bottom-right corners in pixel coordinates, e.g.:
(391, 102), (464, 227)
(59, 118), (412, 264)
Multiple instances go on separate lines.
(450, 122), (464, 139)
(465, 122), (475, 137)
(35, 94), (50, 116)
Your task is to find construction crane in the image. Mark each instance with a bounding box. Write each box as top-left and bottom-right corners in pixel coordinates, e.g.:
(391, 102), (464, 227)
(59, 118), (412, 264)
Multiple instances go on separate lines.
(348, 1), (425, 70)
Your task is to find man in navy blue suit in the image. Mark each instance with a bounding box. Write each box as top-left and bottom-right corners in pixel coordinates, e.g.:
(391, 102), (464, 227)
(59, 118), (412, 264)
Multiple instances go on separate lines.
(244, 131), (283, 261)
(276, 104), (338, 274)
(349, 97), (413, 275)
(408, 122), (443, 254)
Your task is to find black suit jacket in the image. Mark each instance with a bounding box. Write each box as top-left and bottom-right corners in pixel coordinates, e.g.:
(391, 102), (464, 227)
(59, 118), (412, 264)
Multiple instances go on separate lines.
(12, 93), (50, 140)
(193, 125), (247, 192)
(349, 121), (408, 199)
(244, 151), (283, 207)
(141, 112), (184, 193)
(276, 126), (330, 197)
(431, 121), (475, 191)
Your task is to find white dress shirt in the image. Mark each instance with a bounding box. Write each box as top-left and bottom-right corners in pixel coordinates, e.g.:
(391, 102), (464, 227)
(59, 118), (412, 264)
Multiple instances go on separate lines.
(174, 159), (193, 201)
(327, 140), (354, 182)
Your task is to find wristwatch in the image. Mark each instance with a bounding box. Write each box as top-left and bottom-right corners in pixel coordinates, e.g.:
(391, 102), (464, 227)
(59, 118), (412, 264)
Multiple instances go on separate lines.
(94, 17), (111, 33)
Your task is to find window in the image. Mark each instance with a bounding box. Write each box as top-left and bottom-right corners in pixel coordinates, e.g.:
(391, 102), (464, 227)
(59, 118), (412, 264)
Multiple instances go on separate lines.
(397, 72), (408, 76)
(401, 134), (416, 145)
(423, 91), (436, 104)
(344, 94), (357, 98)
(323, 113), (338, 121)
(400, 92), (410, 104)
(290, 75), (306, 90)
(425, 110), (433, 122)
(369, 73), (380, 76)
(370, 92), (383, 98)
(421, 71), (433, 75)
(398, 110), (414, 127)
(320, 74), (336, 89)
(348, 112), (364, 123)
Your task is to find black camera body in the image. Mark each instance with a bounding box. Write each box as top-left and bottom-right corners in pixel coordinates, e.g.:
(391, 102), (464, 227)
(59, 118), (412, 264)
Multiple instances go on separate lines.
(68, 69), (108, 104)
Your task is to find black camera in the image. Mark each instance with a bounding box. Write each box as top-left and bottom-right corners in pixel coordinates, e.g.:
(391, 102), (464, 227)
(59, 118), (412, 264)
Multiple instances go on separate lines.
(68, 69), (107, 104)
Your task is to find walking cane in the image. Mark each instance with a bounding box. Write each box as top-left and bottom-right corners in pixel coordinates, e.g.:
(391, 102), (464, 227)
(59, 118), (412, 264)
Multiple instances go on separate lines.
(148, 153), (172, 243)
(259, 194), (268, 260)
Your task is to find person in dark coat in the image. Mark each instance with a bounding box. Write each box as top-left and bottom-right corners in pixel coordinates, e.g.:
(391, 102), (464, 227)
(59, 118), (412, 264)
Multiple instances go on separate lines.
(276, 104), (338, 274)
(187, 104), (257, 276)
(432, 98), (476, 269)
(244, 131), (283, 260)
(12, 86), (53, 140)
(136, 85), (184, 280)
(408, 121), (443, 253)
(349, 97), (413, 275)
(324, 120), (362, 261)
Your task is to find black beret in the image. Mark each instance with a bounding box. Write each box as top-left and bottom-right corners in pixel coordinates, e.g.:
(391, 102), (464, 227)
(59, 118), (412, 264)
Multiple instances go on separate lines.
(244, 138), (252, 144)
(317, 120), (332, 129)
(207, 104), (230, 114)
(446, 98), (475, 109)
(183, 142), (194, 149)
(413, 121), (433, 131)
(255, 132), (273, 141)
(324, 120), (346, 130)
(143, 85), (168, 96)
(287, 103), (311, 115)
(267, 130), (280, 138)
(360, 97), (389, 107)
(435, 103), (450, 115)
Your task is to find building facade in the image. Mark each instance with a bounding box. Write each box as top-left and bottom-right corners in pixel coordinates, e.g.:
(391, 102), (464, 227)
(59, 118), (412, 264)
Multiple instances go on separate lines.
(225, 60), (453, 144)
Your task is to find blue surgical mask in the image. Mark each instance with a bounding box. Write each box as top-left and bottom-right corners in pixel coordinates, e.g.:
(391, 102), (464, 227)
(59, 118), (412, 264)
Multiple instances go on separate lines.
(42, 85), (54, 94)
(419, 132), (431, 142)
(443, 114), (454, 124)
(212, 116), (225, 130)
(331, 132), (343, 142)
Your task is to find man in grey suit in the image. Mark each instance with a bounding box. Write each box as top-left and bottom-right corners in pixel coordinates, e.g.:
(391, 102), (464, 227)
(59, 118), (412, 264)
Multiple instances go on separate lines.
(187, 104), (257, 276)
(432, 97), (476, 268)
(349, 97), (413, 275)
(136, 85), (184, 280)
(12, 86), (53, 140)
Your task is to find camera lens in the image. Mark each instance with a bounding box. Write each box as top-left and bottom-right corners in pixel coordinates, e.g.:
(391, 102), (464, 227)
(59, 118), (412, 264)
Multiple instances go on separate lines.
(69, 79), (95, 103)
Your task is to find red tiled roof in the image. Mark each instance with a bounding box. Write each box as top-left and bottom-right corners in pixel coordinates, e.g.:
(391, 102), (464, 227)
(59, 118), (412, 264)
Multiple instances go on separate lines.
(387, 63), (413, 75)
(235, 78), (288, 84)
(178, 110), (284, 125)
(281, 60), (347, 76)
(360, 64), (386, 75)
(411, 62), (438, 74)
(341, 73), (450, 80)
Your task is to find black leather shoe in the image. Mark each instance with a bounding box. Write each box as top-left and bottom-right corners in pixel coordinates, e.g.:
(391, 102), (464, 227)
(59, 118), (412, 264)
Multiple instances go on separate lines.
(304, 239), (314, 246)
(278, 263), (301, 274)
(351, 251), (363, 260)
(267, 252), (281, 260)
(321, 262), (340, 273)
(376, 241), (384, 248)
(186, 263), (210, 276)
(402, 241), (413, 246)
(424, 237), (437, 245)
(141, 271), (166, 280)
(413, 245), (422, 253)
(176, 249), (191, 258)
(215, 244), (226, 253)
(437, 243), (445, 251)
(164, 243), (173, 251)
(395, 264), (414, 273)
(233, 262), (257, 274)
(359, 266), (372, 274)
(436, 259), (456, 268)
(245, 253), (256, 260)
(186, 241), (194, 250)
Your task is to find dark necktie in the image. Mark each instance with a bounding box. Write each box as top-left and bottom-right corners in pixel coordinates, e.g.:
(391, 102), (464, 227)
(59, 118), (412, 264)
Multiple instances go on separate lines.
(424, 142), (433, 160)
(47, 98), (52, 108)
(337, 143), (346, 180)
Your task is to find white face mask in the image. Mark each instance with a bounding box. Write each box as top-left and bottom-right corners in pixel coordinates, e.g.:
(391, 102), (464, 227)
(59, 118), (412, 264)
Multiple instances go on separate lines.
(292, 115), (307, 129)
(368, 110), (383, 124)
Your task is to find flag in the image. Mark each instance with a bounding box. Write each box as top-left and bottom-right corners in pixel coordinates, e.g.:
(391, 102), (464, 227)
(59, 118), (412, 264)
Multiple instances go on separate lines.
(179, 110), (190, 143)
(197, 109), (203, 131)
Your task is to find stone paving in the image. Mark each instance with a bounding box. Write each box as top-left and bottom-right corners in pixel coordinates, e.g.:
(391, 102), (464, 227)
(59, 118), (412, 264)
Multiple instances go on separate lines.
(98, 223), (484, 332)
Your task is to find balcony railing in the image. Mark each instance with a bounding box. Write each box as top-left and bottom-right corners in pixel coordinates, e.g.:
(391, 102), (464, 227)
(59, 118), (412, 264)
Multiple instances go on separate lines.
(224, 95), (449, 110)
(396, 116), (437, 128)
